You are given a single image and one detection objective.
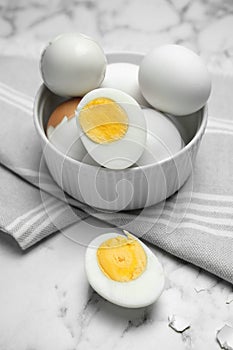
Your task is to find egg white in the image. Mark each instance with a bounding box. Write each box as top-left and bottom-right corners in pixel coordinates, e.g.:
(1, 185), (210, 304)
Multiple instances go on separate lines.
(40, 32), (107, 97)
(47, 116), (98, 165)
(101, 62), (149, 107)
(136, 108), (184, 166)
(76, 88), (147, 170)
(85, 233), (165, 308)
(139, 44), (211, 115)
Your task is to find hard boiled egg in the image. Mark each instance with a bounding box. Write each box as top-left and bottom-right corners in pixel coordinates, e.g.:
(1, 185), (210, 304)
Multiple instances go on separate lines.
(47, 99), (98, 165)
(101, 62), (149, 107)
(139, 45), (211, 116)
(136, 108), (183, 166)
(40, 33), (107, 97)
(85, 231), (165, 308)
(76, 88), (147, 169)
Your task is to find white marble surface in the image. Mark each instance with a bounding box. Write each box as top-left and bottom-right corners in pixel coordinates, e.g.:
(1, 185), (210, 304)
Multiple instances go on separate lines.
(1, 0), (233, 349)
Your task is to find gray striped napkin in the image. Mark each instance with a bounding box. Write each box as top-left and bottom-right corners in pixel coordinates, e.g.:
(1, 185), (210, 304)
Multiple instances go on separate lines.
(1, 56), (233, 284)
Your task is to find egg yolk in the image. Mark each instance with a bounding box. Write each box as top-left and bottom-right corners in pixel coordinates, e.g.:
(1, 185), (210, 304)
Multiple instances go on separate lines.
(79, 98), (129, 144)
(97, 234), (147, 282)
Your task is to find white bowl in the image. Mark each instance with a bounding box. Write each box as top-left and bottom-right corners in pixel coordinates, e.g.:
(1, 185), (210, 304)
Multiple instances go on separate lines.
(33, 52), (207, 211)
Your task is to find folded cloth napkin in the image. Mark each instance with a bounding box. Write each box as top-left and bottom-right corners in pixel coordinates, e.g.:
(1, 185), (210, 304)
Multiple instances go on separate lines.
(1, 55), (233, 284)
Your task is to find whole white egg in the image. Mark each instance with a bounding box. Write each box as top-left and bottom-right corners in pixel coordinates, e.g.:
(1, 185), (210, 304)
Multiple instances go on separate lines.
(40, 33), (107, 97)
(101, 62), (149, 107)
(76, 88), (147, 170)
(136, 108), (183, 166)
(139, 45), (211, 116)
(85, 232), (165, 308)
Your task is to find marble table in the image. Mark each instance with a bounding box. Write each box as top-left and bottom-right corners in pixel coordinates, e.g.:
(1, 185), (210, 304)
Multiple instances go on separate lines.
(0, 0), (233, 349)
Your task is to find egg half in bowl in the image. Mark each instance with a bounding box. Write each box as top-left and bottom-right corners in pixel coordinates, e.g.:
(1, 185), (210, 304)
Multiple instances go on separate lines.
(76, 88), (147, 170)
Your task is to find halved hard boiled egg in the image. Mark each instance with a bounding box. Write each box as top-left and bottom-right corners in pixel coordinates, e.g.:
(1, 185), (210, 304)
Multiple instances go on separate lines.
(85, 231), (165, 308)
(75, 88), (147, 169)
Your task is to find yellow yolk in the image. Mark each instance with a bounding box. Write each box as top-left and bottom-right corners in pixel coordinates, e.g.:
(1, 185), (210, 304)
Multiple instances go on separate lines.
(97, 234), (147, 282)
(79, 98), (129, 144)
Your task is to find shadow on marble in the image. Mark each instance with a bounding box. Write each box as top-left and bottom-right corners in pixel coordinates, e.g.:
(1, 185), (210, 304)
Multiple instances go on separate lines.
(83, 285), (161, 328)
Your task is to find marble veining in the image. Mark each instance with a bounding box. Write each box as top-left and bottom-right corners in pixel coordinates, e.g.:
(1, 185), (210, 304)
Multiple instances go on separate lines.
(1, 0), (233, 349)
(1, 217), (232, 350)
(0, 0), (233, 74)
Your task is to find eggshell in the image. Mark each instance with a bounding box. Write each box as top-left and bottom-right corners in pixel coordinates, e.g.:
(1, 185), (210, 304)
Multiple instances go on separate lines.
(139, 45), (211, 116)
(40, 32), (107, 97)
(101, 62), (149, 107)
(47, 98), (81, 128)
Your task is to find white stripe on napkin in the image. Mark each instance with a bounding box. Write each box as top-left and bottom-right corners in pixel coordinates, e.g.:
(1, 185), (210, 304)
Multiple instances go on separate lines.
(0, 81), (34, 103)
(0, 94), (32, 114)
(153, 220), (233, 238)
(207, 116), (233, 135)
(165, 201), (233, 214)
(6, 164), (60, 193)
(21, 204), (71, 247)
(206, 129), (233, 135)
(208, 120), (233, 130)
(8, 166), (52, 181)
(0, 82), (33, 114)
(116, 213), (233, 237)
(155, 208), (233, 227)
(11, 199), (64, 239)
(209, 116), (233, 126)
(172, 191), (233, 203)
(6, 196), (55, 232)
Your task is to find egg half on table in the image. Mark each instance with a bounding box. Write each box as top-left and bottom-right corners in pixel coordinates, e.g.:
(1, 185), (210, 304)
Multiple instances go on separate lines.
(85, 231), (165, 308)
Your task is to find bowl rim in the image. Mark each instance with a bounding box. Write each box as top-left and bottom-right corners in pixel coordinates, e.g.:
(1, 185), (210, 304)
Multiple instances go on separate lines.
(33, 50), (208, 173)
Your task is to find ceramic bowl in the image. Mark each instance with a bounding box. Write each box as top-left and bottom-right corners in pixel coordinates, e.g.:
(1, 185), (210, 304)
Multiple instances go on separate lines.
(33, 52), (207, 211)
